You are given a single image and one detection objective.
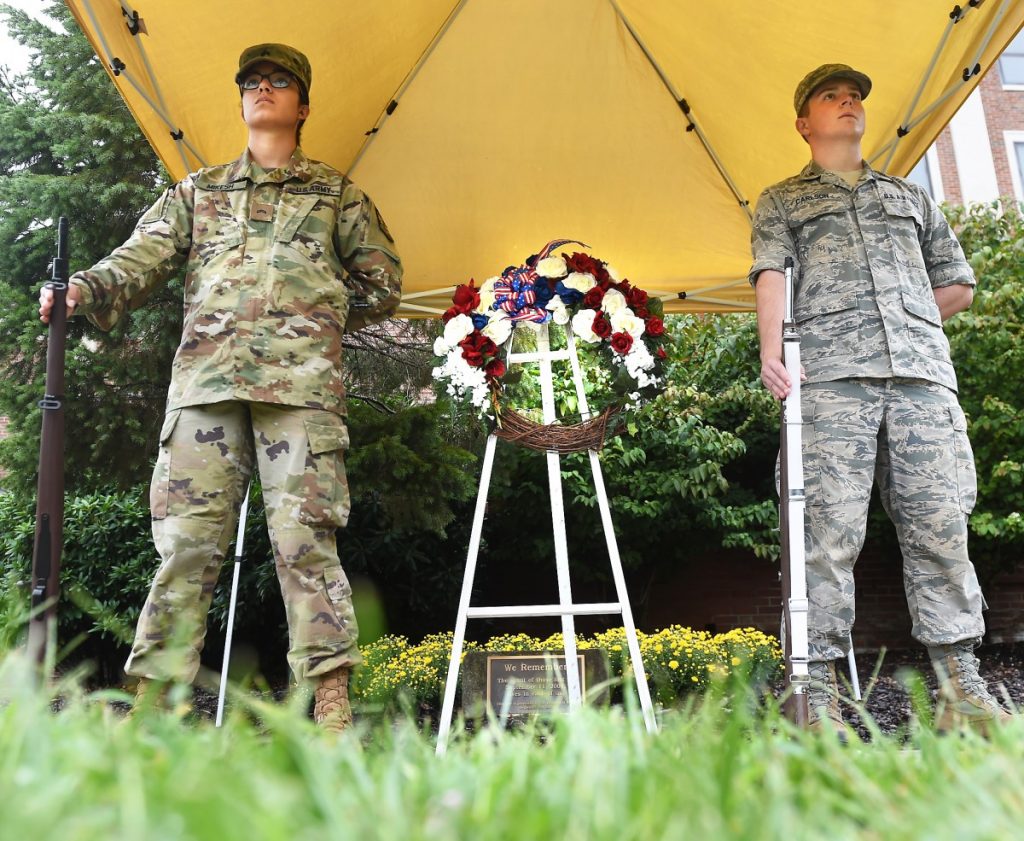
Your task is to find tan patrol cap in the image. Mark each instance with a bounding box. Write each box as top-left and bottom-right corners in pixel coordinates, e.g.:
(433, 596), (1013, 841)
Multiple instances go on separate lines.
(236, 43), (312, 94)
(794, 63), (872, 114)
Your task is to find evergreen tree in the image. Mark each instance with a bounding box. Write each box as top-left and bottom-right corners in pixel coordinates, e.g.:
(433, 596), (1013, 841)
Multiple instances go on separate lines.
(0, 2), (179, 497)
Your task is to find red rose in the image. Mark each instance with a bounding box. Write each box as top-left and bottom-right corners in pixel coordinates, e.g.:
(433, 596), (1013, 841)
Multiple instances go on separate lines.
(458, 332), (497, 358)
(656, 347), (667, 359)
(452, 279), (480, 313)
(635, 306), (650, 319)
(582, 286), (606, 309)
(616, 280), (632, 297)
(594, 264), (610, 285)
(645, 316), (665, 337)
(627, 287), (648, 308)
(485, 358), (506, 379)
(564, 252), (601, 276)
(610, 331), (633, 355)
(461, 348), (484, 367)
(592, 311), (612, 339)
(442, 305), (460, 323)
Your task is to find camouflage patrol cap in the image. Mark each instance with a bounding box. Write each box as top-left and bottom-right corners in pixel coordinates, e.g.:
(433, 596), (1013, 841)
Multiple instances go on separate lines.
(794, 63), (872, 114)
(236, 43), (312, 94)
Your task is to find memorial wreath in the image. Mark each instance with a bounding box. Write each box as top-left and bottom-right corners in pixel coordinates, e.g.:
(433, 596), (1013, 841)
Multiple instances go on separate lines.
(432, 239), (669, 452)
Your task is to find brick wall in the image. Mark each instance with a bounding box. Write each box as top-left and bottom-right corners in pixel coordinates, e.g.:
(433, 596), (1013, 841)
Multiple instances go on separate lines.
(978, 70), (1024, 199)
(645, 548), (1024, 652)
(930, 69), (1024, 203)
(934, 127), (963, 204)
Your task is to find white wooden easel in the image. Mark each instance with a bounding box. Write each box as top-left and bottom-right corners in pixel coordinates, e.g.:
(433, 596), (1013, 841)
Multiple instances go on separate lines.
(436, 322), (658, 754)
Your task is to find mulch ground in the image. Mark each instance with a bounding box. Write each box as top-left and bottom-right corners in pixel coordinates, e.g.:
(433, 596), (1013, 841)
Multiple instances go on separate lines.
(838, 642), (1024, 739)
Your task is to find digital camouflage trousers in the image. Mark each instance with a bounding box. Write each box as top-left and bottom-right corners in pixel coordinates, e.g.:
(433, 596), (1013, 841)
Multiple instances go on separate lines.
(800, 378), (985, 661)
(124, 400), (360, 683)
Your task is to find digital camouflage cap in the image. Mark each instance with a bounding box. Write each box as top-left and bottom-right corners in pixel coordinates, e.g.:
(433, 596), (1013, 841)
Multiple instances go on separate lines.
(794, 63), (872, 114)
(236, 43), (312, 94)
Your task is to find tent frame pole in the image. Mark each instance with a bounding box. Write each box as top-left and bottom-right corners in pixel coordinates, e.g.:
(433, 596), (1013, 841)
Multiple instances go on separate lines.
(607, 0), (753, 223)
(350, 0), (471, 174)
(874, 0), (1006, 171)
(118, 0), (192, 174)
(79, 0), (206, 169)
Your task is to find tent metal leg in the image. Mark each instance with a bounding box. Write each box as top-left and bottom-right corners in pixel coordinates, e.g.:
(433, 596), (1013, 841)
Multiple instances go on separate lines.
(847, 639), (862, 702)
(216, 483), (250, 727)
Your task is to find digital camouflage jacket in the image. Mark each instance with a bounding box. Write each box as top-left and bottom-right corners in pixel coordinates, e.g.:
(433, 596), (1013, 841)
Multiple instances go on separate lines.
(749, 161), (973, 392)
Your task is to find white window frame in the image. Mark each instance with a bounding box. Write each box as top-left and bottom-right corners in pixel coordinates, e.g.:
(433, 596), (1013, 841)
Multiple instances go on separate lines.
(998, 31), (1024, 90)
(1002, 130), (1024, 200)
(926, 146), (946, 204)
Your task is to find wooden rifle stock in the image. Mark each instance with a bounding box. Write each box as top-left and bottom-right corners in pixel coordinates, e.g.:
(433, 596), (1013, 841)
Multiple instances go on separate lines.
(779, 256), (810, 725)
(27, 218), (69, 673)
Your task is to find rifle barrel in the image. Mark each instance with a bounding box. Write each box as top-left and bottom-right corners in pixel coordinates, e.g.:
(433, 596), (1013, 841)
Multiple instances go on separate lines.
(27, 218), (69, 670)
(779, 256), (810, 724)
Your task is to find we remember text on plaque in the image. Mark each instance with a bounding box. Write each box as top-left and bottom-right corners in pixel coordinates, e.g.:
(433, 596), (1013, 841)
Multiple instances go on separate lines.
(461, 649), (607, 718)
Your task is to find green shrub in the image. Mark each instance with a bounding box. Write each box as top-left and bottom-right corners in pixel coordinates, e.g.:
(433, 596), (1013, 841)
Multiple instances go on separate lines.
(0, 486), (287, 675)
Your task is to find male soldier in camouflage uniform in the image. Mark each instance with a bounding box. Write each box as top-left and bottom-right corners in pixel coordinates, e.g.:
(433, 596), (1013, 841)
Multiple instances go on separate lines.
(39, 44), (401, 732)
(750, 64), (1011, 735)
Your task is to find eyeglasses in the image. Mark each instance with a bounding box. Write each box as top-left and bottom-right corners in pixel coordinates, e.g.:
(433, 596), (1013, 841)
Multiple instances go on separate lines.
(239, 71), (296, 91)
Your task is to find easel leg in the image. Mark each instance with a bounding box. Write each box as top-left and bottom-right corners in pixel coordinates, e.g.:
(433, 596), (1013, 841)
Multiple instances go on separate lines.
(588, 449), (658, 733)
(437, 433), (499, 755)
(537, 326), (583, 707)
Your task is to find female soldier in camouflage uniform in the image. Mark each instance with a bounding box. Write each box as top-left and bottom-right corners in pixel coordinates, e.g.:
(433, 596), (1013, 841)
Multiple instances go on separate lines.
(40, 43), (401, 732)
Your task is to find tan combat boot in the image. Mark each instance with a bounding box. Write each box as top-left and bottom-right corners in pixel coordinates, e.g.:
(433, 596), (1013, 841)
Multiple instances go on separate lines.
(929, 642), (1012, 736)
(125, 677), (169, 718)
(313, 667), (353, 734)
(807, 660), (845, 735)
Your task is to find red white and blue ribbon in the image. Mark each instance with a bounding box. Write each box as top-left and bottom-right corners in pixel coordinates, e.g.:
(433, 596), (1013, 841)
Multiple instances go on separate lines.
(491, 239), (589, 323)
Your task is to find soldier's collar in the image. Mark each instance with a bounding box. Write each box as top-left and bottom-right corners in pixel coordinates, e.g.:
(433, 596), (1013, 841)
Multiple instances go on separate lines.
(231, 148), (313, 185)
(800, 159), (881, 186)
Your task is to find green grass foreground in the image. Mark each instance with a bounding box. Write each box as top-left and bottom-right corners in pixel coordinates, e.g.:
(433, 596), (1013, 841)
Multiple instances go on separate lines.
(1, 651), (1023, 840)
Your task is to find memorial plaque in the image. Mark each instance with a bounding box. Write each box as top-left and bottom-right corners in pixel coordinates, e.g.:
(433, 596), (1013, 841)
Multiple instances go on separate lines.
(461, 649), (608, 719)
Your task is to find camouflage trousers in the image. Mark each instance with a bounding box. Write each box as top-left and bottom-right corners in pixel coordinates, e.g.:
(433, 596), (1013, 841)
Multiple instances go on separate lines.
(800, 379), (985, 660)
(124, 400), (360, 683)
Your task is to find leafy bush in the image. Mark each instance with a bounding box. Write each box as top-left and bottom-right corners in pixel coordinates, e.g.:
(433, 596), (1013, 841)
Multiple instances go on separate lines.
(944, 201), (1024, 582)
(0, 486), (288, 676)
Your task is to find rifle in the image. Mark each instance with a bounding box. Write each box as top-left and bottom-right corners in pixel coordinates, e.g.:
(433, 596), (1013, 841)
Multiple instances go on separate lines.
(26, 218), (70, 672)
(778, 256), (810, 725)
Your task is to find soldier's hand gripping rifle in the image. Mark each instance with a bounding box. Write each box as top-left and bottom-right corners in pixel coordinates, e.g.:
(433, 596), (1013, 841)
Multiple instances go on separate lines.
(26, 218), (70, 673)
(779, 256), (810, 725)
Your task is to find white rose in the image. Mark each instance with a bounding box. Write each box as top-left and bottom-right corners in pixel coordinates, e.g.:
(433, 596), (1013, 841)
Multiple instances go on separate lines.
(433, 335), (450, 357)
(625, 342), (655, 376)
(601, 288), (626, 315)
(570, 308), (600, 343)
(443, 313), (475, 346)
(546, 298), (570, 325)
(611, 308), (645, 340)
(482, 312), (514, 345)
(563, 272), (596, 293)
(536, 256), (568, 278)
(476, 276), (500, 312)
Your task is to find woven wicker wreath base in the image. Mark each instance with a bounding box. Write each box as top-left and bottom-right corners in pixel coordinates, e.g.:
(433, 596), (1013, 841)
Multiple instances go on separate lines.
(493, 405), (623, 453)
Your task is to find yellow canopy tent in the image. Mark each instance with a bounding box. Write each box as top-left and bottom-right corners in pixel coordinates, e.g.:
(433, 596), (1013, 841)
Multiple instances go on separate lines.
(65, 0), (1024, 316)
